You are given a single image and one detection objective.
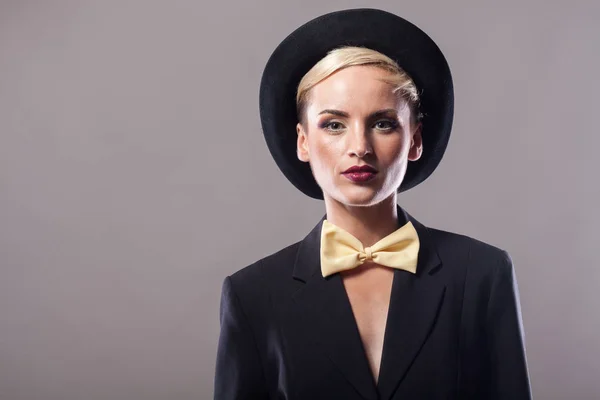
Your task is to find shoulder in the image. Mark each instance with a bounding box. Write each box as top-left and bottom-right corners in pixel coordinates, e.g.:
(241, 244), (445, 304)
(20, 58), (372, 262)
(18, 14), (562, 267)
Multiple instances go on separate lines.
(425, 225), (513, 281)
(429, 226), (509, 260)
(223, 240), (303, 304)
(230, 240), (301, 282)
(424, 226), (519, 317)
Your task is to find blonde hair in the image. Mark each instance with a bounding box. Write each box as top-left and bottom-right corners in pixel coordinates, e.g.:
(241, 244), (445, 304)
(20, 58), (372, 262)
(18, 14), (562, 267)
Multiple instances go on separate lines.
(296, 46), (422, 125)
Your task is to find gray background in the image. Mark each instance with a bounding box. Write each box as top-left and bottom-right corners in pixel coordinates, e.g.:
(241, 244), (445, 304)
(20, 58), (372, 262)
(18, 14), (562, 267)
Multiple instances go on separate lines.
(1, 0), (598, 399)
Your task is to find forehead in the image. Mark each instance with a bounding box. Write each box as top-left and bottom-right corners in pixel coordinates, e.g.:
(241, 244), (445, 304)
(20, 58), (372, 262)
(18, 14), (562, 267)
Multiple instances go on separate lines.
(306, 65), (405, 113)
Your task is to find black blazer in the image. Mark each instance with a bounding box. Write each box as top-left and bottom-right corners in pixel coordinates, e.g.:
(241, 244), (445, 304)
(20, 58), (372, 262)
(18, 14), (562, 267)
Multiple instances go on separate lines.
(214, 205), (532, 399)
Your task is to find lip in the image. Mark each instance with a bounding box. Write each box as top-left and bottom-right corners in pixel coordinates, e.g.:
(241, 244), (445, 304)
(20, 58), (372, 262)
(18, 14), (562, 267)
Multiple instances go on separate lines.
(342, 164), (378, 173)
(343, 171), (377, 183)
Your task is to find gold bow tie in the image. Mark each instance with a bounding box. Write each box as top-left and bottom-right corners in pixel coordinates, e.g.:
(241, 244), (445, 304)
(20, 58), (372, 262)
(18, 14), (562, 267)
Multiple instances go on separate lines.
(320, 219), (420, 278)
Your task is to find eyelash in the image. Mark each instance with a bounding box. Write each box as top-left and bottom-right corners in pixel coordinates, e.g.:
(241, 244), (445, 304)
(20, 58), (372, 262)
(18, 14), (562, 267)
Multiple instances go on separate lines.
(319, 120), (399, 133)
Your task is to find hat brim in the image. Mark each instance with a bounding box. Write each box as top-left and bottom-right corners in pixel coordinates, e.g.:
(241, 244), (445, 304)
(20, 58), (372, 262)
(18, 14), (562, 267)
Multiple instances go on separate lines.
(259, 8), (454, 199)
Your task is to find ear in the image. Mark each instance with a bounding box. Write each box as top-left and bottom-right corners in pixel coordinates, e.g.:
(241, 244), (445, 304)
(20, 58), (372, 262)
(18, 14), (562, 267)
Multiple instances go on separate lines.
(407, 122), (423, 162)
(297, 122), (310, 162)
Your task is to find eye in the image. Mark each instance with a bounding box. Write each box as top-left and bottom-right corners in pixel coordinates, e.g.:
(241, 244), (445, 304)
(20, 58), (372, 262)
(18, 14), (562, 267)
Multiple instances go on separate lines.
(374, 120), (398, 131)
(320, 121), (346, 132)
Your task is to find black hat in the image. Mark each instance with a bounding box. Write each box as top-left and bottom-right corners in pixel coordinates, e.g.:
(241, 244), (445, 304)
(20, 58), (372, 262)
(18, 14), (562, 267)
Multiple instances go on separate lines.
(259, 8), (454, 199)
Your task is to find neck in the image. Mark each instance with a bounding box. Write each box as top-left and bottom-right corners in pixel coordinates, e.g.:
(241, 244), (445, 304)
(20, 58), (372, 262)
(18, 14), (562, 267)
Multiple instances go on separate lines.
(323, 193), (402, 247)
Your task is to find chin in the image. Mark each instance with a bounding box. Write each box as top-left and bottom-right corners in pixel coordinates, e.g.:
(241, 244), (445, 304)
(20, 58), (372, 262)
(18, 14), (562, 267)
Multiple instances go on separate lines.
(335, 187), (386, 207)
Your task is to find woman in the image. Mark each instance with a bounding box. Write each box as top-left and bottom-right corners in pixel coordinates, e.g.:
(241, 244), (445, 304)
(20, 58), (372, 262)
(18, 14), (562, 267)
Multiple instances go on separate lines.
(214, 8), (532, 400)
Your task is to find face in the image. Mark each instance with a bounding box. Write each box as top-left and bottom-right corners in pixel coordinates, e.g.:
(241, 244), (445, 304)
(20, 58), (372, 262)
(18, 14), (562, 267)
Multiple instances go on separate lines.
(296, 65), (423, 207)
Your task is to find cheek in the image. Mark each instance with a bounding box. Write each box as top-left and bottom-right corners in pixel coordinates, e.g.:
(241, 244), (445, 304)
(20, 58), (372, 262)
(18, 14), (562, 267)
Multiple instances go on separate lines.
(309, 137), (340, 170)
(376, 138), (410, 179)
(379, 136), (406, 161)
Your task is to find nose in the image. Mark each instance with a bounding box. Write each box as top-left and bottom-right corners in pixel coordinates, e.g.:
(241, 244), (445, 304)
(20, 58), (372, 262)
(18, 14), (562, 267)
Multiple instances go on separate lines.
(347, 124), (373, 158)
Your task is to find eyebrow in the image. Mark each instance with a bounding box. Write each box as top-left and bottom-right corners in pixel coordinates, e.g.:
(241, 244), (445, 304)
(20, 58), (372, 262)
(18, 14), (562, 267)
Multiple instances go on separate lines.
(317, 108), (398, 119)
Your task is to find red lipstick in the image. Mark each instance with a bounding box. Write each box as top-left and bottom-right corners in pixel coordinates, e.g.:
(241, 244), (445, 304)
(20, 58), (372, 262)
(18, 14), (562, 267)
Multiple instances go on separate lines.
(342, 165), (378, 183)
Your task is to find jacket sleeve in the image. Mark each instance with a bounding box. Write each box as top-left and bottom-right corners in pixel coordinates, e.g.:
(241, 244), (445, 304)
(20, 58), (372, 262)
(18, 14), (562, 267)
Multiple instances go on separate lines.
(487, 251), (533, 399)
(214, 276), (269, 400)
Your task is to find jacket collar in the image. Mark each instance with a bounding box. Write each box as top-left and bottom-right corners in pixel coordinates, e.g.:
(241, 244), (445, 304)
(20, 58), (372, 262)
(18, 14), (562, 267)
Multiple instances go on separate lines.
(291, 204), (445, 400)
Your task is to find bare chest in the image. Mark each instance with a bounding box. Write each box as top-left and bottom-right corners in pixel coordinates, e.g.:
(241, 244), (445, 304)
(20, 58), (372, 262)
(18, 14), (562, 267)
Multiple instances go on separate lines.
(341, 265), (394, 384)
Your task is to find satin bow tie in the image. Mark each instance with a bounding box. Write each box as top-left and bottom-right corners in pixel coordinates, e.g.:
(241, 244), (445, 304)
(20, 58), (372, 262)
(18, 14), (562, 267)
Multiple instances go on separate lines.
(320, 219), (420, 278)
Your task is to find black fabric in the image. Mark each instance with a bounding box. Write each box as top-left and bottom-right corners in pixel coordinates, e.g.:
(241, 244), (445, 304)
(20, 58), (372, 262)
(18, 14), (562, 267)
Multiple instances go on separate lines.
(214, 205), (532, 399)
(259, 8), (454, 199)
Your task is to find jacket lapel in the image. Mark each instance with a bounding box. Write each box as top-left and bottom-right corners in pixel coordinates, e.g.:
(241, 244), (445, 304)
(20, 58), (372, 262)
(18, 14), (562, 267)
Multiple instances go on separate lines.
(376, 206), (446, 400)
(291, 213), (378, 400)
(290, 205), (445, 400)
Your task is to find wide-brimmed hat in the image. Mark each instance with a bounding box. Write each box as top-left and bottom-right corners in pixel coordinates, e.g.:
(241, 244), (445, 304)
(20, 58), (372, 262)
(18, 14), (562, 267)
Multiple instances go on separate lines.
(259, 8), (454, 199)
